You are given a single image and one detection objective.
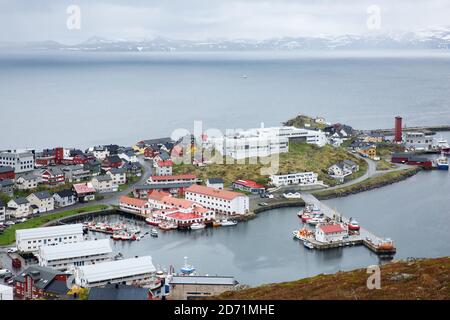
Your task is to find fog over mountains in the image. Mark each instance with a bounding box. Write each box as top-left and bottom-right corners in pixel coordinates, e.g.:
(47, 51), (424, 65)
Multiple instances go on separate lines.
(2, 26), (450, 52)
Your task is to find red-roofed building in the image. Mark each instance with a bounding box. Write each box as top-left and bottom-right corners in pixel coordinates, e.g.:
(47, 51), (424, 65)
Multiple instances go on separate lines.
(155, 160), (173, 176)
(147, 190), (171, 201)
(119, 196), (151, 215)
(73, 183), (96, 202)
(315, 223), (348, 243)
(185, 185), (249, 216)
(232, 180), (265, 194)
(0, 166), (15, 180)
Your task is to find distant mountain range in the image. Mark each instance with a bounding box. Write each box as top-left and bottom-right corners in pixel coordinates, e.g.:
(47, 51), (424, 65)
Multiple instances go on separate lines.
(2, 27), (450, 52)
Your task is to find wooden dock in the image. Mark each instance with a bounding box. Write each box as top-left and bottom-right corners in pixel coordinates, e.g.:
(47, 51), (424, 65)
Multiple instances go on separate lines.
(301, 193), (396, 256)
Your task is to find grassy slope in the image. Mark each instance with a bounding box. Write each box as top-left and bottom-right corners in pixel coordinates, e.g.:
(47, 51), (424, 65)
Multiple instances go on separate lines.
(173, 142), (367, 187)
(0, 204), (109, 246)
(212, 257), (450, 300)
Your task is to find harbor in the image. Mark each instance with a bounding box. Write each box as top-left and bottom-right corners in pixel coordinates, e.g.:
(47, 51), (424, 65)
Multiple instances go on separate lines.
(296, 193), (396, 257)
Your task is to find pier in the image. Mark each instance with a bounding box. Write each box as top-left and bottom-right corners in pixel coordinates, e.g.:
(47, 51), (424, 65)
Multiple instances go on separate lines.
(300, 193), (396, 256)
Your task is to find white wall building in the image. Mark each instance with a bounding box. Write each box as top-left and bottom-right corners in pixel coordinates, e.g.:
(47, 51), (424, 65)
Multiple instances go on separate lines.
(185, 185), (249, 216)
(7, 198), (30, 218)
(15, 174), (39, 190)
(91, 175), (118, 193)
(270, 172), (319, 187)
(27, 191), (55, 213)
(74, 256), (156, 288)
(0, 284), (13, 300)
(0, 200), (6, 222)
(206, 125), (327, 160)
(315, 224), (348, 243)
(38, 239), (113, 271)
(403, 132), (434, 151)
(107, 168), (127, 185)
(16, 224), (84, 253)
(0, 151), (35, 173)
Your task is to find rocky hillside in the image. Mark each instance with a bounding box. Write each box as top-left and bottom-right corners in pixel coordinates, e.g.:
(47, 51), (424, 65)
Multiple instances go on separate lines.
(213, 257), (450, 300)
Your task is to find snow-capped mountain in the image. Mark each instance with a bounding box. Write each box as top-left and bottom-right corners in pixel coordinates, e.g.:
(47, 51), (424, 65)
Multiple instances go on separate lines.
(3, 27), (450, 52)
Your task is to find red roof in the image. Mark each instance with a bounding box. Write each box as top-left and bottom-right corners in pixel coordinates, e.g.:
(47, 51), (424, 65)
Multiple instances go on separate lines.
(148, 190), (171, 201)
(157, 160), (173, 167)
(73, 183), (96, 195)
(119, 196), (148, 208)
(186, 184), (244, 201)
(150, 174), (197, 182)
(166, 212), (202, 221)
(161, 196), (195, 209)
(319, 224), (345, 234)
(234, 179), (265, 189)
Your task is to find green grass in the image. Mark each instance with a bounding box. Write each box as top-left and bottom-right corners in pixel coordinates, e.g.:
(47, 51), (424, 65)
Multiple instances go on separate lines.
(376, 159), (397, 170)
(173, 142), (367, 187)
(0, 204), (109, 246)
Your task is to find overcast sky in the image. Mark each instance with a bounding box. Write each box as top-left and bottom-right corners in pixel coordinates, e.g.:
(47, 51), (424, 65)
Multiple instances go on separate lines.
(1, 0), (450, 43)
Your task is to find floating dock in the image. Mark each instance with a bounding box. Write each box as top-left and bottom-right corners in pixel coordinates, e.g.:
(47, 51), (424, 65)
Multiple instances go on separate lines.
(301, 193), (396, 256)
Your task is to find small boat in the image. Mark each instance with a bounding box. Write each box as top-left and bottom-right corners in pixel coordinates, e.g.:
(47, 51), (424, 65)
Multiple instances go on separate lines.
(213, 220), (222, 227)
(158, 222), (173, 231)
(180, 257), (196, 274)
(347, 219), (360, 231)
(190, 223), (206, 230)
(151, 228), (159, 237)
(128, 227), (141, 234)
(220, 219), (238, 227)
(292, 227), (313, 241)
(435, 136), (450, 154)
(146, 217), (162, 226)
(303, 241), (314, 250)
(436, 153), (449, 170)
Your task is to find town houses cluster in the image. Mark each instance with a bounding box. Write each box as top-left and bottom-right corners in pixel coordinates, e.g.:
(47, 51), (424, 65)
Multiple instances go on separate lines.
(0, 144), (143, 222)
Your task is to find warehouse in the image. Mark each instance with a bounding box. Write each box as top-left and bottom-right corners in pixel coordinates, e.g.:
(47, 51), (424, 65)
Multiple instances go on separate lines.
(38, 239), (113, 270)
(74, 256), (156, 288)
(16, 224), (84, 253)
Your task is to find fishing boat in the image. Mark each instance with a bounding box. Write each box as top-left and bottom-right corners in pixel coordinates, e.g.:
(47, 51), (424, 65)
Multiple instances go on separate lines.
(220, 219), (238, 227)
(180, 257), (196, 274)
(190, 223), (206, 230)
(435, 136), (450, 154)
(435, 153), (449, 170)
(347, 219), (360, 231)
(303, 241), (314, 250)
(292, 227), (312, 241)
(151, 228), (159, 237)
(306, 217), (323, 226)
(146, 217), (162, 226)
(158, 222), (172, 231)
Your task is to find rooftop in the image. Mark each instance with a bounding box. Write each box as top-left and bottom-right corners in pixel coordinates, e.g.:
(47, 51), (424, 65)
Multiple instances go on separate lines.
(0, 166), (14, 173)
(88, 284), (149, 300)
(119, 196), (148, 208)
(39, 239), (112, 261)
(77, 256), (156, 283)
(207, 178), (224, 184)
(16, 224), (83, 240)
(166, 212), (202, 221)
(55, 189), (76, 198)
(319, 224), (345, 234)
(186, 185), (245, 201)
(149, 174), (197, 182)
(170, 275), (237, 286)
(15, 265), (66, 290)
(233, 179), (265, 189)
(30, 190), (53, 200)
(73, 183), (96, 194)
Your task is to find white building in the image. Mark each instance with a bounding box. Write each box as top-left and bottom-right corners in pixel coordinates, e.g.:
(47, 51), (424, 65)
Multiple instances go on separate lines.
(315, 224), (348, 243)
(7, 198), (31, 218)
(15, 174), (39, 190)
(16, 224), (84, 253)
(403, 132), (434, 151)
(155, 160), (173, 176)
(206, 125), (327, 160)
(89, 146), (110, 160)
(185, 184), (249, 216)
(107, 168), (127, 185)
(38, 239), (113, 271)
(27, 191), (55, 213)
(0, 150), (35, 173)
(206, 178), (224, 190)
(91, 175), (118, 193)
(0, 284), (13, 300)
(119, 196), (152, 215)
(0, 201), (5, 222)
(269, 172), (319, 187)
(74, 256), (156, 288)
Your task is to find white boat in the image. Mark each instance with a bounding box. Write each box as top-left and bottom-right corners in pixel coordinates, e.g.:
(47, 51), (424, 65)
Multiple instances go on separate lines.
(283, 191), (302, 199)
(303, 241), (314, 250)
(306, 217), (323, 226)
(220, 219), (238, 227)
(190, 223), (206, 230)
(151, 228), (159, 237)
(128, 227), (141, 234)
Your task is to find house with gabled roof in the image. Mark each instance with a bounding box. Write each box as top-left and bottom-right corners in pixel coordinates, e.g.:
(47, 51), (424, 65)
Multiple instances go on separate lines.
(15, 173), (39, 190)
(27, 191), (54, 213)
(7, 197), (31, 218)
(53, 189), (77, 208)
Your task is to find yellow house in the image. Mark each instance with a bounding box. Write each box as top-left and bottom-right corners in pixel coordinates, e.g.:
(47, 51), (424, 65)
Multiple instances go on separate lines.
(132, 142), (146, 155)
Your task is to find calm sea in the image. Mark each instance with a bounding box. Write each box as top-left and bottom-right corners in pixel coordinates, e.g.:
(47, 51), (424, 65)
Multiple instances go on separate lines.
(1, 51), (450, 149)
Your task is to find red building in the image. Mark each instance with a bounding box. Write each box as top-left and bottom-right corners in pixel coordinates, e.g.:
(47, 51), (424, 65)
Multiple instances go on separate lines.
(0, 166), (15, 180)
(144, 147), (158, 160)
(41, 168), (65, 185)
(14, 266), (69, 300)
(102, 155), (123, 168)
(395, 116), (403, 142)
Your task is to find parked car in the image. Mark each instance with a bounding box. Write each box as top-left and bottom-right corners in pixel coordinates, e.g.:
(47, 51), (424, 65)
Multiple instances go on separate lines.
(258, 202), (269, 207)
(5, 221), (15, 226)
(7, 247), (18, 254)
(0, 268), (11, 276)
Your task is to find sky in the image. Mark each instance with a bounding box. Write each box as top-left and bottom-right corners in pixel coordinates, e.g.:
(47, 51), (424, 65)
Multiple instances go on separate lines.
(1, 0), (450, 44)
